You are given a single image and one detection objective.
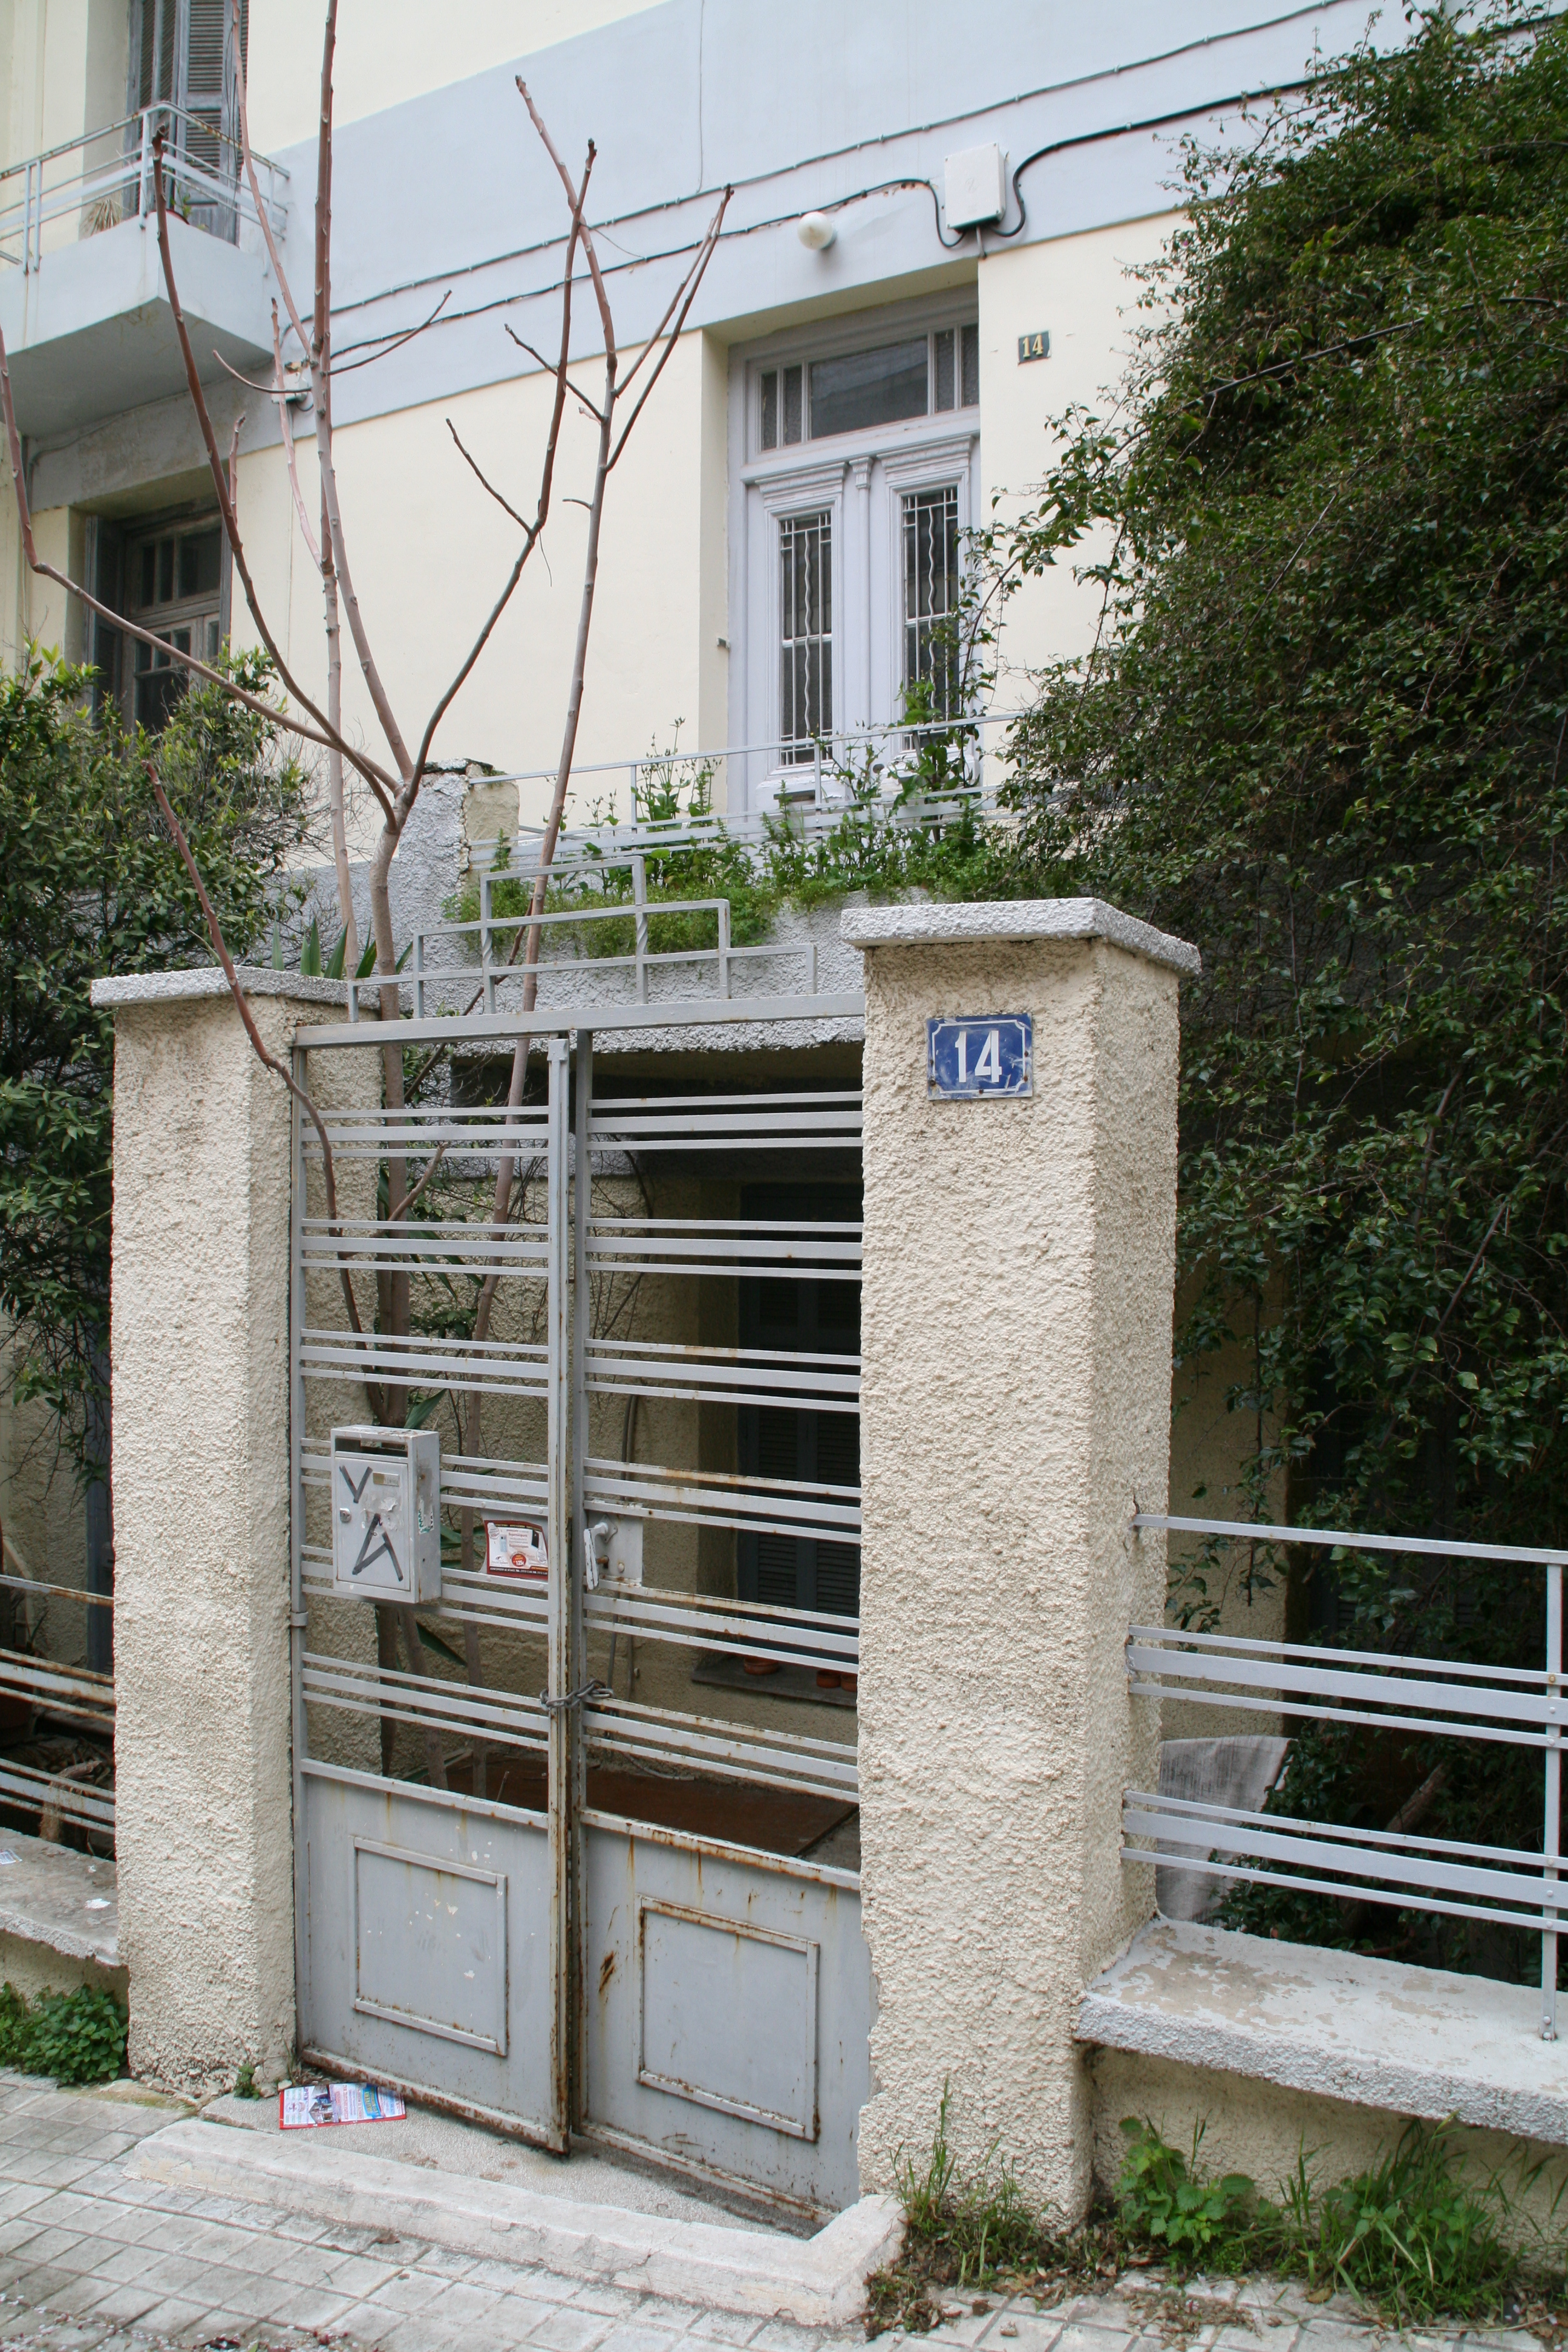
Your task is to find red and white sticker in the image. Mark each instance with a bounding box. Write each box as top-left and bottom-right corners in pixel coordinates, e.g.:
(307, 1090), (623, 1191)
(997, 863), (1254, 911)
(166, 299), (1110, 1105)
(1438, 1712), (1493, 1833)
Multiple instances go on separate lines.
(486, 1520), (547, 1577)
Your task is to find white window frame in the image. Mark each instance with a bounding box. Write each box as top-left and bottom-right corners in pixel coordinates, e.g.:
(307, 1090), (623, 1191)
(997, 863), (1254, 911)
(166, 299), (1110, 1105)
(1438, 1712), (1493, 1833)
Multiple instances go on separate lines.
(729, 293), (980, 815)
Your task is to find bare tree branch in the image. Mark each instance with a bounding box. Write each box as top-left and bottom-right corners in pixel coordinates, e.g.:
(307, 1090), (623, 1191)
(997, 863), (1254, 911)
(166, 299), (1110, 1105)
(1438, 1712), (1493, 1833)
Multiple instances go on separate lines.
(404, 173), (590, 792)
(273, 304), (321, 566)
(609, 197), (730, 469)
(446, 420), (532, 532)
(331, 289), (452, 376)
(149, 134), (396, 804)
(503, 325), (606, 422)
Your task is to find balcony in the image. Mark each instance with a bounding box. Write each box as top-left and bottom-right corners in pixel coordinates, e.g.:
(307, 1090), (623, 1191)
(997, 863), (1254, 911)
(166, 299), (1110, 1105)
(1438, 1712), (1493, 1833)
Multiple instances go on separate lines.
(0, 105), (289, 439)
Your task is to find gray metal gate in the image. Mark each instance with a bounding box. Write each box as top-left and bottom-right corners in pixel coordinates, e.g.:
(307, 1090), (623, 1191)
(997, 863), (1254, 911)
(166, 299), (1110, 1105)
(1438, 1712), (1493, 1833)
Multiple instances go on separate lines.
(289, 997), (870, 2212)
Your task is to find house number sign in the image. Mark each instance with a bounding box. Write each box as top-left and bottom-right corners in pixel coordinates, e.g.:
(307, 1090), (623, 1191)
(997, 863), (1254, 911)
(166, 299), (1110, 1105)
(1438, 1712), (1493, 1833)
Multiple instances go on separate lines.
(927, 1014), (1032, 1099)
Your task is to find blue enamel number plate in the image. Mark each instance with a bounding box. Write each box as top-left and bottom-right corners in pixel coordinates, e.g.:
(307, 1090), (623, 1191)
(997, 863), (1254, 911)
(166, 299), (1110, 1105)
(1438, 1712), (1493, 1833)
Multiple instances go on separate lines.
(926, 1014), (1032, 1099)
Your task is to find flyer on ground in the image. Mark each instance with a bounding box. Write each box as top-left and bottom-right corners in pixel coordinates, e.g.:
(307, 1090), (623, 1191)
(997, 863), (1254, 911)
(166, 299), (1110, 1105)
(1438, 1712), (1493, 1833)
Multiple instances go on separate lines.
(279, 2082), (407, 2129)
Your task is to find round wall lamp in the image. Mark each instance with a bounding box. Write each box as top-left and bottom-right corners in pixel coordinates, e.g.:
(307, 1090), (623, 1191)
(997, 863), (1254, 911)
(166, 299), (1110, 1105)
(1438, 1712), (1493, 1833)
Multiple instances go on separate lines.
(797, 211), (837, 251)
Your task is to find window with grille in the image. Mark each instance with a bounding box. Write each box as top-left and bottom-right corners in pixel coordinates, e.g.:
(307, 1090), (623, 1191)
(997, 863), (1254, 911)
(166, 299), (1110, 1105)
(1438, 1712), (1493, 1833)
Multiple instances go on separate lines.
(779, 509), (832, 762)
(903, 485), (961, 719)
(757, 322), (978, 452)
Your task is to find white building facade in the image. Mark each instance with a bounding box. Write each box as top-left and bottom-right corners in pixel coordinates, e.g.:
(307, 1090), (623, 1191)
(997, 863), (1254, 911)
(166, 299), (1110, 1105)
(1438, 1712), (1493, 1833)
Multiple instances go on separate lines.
(0, 0), (1387, 840)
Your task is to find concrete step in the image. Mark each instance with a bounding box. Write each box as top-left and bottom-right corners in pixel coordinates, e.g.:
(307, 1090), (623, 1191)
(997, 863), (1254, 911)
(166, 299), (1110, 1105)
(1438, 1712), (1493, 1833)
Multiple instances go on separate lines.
(128, 2111), (901, 2324)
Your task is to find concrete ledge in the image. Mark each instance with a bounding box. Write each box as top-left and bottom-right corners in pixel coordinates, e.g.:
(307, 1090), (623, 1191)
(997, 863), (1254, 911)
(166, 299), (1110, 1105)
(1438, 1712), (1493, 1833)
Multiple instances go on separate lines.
(1079, 1919), (1568, 2145)
(0, 1832), (123, 2003)
(90, 966), (350, 1010)
(128, 2120), (903, 2324)
(840, 896), (1201, 976)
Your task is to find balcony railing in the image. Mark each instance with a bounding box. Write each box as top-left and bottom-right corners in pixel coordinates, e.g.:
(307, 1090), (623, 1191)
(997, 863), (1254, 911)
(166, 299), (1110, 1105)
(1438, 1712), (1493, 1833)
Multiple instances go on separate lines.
(462, 707), (1031, 877)
(1123, 1512), (1568, 2040)
(0, 102), (287, 274)
(341, 710), (1025, 1024)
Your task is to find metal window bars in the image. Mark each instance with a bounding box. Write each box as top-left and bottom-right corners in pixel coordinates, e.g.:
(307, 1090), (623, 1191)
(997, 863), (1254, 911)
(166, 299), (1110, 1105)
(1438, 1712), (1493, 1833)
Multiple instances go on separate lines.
(0, 102), (287, 273)
(1126, 1511), (1568, 2038)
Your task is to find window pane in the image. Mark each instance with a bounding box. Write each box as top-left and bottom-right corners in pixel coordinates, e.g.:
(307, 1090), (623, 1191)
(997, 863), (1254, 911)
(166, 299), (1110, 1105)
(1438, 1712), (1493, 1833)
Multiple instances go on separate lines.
(157, 538), (174, 603)
(759, 370), (777, 451)
(179, 528), (221, 599)
(779, 509), (832, 760)
(961, 322), (979, 408)
(139, 544), (156, 608)
(808, 338), (927, 439)
(782, 364), (803, 445)
(903, 486), (961, 719)
(933, 328), (955, 413)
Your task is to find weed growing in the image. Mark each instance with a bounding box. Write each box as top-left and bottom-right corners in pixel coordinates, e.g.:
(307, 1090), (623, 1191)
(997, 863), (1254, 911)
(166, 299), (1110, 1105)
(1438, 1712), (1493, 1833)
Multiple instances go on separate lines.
(865, 2100), (1559, 2337)
(0, 1982), (126, 2086)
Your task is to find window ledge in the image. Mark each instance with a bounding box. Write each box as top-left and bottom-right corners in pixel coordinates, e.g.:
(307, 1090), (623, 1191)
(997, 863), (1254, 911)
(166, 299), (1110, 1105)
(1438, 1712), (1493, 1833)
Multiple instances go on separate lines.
(1078, 1918), (1568, 2146)
(690, 1651), (857, 1710)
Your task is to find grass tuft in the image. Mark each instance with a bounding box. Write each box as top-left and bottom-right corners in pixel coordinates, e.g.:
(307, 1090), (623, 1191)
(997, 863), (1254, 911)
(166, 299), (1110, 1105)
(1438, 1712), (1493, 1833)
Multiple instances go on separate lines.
(864, 2094), (1562, 2337)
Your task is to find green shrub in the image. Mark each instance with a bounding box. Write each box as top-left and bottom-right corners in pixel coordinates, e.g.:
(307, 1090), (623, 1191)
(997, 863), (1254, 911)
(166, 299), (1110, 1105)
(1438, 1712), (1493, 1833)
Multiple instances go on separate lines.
(1116, 2118), (1258, 2261)
(1303, 2126), (1512, 2323)
(0, 1981), (126, 2086)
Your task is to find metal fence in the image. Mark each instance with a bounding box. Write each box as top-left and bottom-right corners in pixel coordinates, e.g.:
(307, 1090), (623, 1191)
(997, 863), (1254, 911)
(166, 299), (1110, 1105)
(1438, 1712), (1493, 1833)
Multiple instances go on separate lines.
(0, 103), (288, 273)
(0, 1538), (113, 1843)
(1123, 1511), (1566, 2038)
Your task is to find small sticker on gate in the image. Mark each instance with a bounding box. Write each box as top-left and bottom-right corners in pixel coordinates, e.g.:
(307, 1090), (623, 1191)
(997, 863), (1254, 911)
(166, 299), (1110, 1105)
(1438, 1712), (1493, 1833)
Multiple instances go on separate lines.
(927, 1014), (1032, 1099)
(486, 1520), (548, 1577)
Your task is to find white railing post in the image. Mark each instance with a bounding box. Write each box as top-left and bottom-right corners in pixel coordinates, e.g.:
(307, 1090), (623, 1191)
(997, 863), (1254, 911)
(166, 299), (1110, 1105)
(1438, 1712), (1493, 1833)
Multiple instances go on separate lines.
(717, 898), (731, 999)
(1546, 1560), (1561, 2039)
(480, 868), (496, 1016)
(632, 854), (649, 1003)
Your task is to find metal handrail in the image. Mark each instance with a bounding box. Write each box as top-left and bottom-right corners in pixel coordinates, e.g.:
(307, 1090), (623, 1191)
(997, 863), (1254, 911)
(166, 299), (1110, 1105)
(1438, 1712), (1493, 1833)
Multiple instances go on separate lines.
(1127, 1511), (1566, 2039)
(0, 102), (288, 272)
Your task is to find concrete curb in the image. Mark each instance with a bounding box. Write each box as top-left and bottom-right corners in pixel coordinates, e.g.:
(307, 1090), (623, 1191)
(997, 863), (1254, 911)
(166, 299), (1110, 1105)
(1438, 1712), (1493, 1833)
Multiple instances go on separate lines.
(127, 2119), (903, 2324)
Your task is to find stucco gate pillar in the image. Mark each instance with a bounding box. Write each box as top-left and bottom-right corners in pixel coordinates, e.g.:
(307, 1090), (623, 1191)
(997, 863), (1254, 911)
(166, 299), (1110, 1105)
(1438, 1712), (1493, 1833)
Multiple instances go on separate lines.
(91, 969), (361, 2096)
(844, 900), (1198, 2219)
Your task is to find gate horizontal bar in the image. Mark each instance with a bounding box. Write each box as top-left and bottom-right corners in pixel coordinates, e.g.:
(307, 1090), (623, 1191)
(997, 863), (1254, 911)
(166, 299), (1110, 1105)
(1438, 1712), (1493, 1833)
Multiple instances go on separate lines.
(293, 991), (866, 1051)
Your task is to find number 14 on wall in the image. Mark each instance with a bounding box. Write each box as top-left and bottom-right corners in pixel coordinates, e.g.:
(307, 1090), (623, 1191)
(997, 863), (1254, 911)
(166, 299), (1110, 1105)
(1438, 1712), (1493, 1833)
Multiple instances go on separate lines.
(927, 1014), (1033, 1099)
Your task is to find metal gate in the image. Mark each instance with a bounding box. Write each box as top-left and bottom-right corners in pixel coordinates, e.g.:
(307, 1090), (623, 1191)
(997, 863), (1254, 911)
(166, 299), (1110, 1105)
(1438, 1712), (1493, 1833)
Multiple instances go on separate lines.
(289, 999), (869, 2213)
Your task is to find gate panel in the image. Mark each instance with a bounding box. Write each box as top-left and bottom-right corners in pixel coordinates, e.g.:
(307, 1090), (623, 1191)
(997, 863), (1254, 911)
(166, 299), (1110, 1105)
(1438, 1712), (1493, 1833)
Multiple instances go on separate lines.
(583, 1817), (868, 2212)
(572, 1043), (871, 2210)
(290, 1033), (573, 2149)
(300, 1768), (555, 2129)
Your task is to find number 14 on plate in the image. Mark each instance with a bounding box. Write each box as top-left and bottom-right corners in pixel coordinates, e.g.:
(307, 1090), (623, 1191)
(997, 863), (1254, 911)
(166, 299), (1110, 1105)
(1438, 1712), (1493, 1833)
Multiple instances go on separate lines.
(927, 1014), (1032, 1099)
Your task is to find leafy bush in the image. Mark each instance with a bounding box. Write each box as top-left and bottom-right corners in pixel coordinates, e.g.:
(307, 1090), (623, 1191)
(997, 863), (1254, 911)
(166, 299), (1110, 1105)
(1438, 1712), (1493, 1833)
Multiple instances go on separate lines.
(0, 650), (311, 1472)
(0, 1981), (126, 2085)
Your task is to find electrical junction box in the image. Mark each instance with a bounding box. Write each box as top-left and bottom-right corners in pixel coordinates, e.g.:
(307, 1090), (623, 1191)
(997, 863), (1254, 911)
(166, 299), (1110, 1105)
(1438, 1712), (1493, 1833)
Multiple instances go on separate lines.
(330, 1427), (442, 1602)
(944, 141), (1007, 230)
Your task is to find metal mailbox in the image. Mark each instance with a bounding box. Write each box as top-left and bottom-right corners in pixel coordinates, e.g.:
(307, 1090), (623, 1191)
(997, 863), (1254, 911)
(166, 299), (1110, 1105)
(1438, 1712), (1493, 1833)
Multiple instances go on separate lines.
(330, 1426), (442, 1602)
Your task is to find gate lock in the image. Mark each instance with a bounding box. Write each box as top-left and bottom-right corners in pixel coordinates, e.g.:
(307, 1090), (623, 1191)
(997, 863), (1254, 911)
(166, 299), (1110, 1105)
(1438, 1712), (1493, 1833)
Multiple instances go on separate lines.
(330, 1426), (442, 1603)
(581, 1514), (644, 1592)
